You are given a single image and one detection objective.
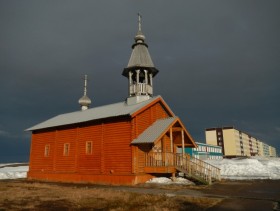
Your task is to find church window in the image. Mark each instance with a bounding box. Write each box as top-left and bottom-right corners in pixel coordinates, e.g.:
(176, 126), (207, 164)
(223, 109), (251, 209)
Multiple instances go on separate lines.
(63, 143), (70, 156)
(86, 141), (92, 155)
(44, 144), (50, 157)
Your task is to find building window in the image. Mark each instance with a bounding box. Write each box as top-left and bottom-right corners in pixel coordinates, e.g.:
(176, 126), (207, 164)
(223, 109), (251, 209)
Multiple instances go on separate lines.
(86, 141), (92, 155)
(44, 144), (50, 157)
(63, 143), (70, 156)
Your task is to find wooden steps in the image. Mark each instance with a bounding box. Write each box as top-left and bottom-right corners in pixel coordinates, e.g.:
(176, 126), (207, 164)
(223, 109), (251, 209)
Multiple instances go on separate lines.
(174, 154), (221, 185)
(145, 152), (221, 185)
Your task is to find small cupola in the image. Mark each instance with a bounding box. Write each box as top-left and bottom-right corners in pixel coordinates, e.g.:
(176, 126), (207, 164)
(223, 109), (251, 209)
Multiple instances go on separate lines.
(122, 14), (159, 105)
(78, 75), (92, 110)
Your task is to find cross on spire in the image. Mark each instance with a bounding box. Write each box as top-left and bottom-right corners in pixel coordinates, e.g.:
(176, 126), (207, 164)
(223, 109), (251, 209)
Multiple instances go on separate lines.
(83, 74), (88, 96)
(138, 13), (142, 32)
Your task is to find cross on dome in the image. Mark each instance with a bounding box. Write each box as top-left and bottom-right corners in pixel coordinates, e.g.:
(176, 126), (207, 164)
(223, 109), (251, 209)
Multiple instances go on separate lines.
(78, 74), (92, 110)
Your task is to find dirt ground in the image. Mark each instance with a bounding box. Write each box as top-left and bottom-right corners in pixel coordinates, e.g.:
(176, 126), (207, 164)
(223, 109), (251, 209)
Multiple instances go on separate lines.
(0, 179), (279, 210)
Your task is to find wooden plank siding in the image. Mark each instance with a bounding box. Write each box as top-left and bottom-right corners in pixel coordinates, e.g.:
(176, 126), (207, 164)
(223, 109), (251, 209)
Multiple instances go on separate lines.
(55, 128), (77, 172)
(29, 130), (56, 171)
(133, 101), (173, 173)
(77, 124), (102, 173)
(28, 99), (182, 185)
(137, 144), (152, 173)
(136, 107), (151, 136)
(29, 117), (134, 180)
(153, 102), (170, 122)
(103, 119), (132, 174)
(135, 102), (170, 137)
(163, 135), (172, 153)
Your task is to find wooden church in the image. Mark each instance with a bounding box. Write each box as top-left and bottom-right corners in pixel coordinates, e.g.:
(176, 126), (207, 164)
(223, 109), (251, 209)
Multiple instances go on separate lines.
(26, 17), (213, 185)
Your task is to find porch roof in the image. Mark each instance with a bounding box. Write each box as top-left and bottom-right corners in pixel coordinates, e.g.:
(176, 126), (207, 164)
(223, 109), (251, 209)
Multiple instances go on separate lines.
(131, 117), (177, 144)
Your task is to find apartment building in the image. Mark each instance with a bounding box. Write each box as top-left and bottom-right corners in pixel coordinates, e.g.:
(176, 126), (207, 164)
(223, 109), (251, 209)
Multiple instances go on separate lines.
(269, 146), (277, 157)
(205, 127), (276, 157)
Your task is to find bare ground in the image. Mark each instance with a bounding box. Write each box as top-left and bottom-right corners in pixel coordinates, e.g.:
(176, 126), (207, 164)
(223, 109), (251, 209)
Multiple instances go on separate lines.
(1, 179), (280, 210)
(0, 179), (221, 210)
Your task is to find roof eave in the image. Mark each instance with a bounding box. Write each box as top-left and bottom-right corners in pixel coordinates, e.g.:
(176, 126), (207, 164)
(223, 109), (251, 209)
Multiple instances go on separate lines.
(25, 114), (131, 132)
(130, 96), (175, 118)
(122, 66), (159, 78)
(132, 117), (178, 145)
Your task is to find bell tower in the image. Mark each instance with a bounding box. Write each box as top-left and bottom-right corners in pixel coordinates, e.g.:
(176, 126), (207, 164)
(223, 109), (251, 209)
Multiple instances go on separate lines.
(122, 14), (159, 105)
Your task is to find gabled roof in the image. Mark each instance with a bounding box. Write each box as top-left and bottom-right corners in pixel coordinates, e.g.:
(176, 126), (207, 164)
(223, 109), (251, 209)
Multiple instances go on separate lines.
(26, 96), (174, 131)
(131, 117), (197, 148)
(131, 117), (177, 144)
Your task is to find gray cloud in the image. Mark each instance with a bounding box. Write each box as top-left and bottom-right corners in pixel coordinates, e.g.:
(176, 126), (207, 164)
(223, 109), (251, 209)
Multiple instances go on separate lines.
(0, 0), (279, 162)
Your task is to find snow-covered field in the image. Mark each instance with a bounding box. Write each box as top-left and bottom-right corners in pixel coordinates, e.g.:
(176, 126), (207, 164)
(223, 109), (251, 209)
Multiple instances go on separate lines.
(206, 156), (280, 180)
(0, 164), (29, 180)
(1, 157), (280, 183)
(148, 156), (280, 184)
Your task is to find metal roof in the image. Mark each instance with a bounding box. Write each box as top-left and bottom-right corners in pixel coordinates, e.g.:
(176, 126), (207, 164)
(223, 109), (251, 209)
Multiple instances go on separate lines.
(127, 44), (155, 68)
(131, 117), (178, 144)
(26, 96), (162, 131)
(122, 19), (159, 78)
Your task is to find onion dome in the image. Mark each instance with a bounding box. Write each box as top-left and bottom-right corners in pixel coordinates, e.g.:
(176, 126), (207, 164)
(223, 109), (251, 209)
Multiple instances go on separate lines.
(79, 95), (91, 108)
(78, 75), (92, 110)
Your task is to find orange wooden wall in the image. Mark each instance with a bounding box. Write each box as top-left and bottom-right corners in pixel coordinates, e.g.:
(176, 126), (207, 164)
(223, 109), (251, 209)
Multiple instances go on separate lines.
(29, 118), (132, 176)
(29, 100), (173, 183)
(77, 124), (102, 173)
(103, 120), (132, 174)
(133, 101), (172, 173)
(29, 130), (55, 171)
(135, 101), (170, 137)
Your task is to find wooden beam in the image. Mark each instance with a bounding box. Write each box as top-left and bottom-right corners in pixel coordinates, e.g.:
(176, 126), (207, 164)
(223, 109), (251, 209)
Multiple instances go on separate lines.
(182, 129), (185, 157)
(172, 127), (182, 132)
(170, 128), (173, 153)
(177, 143), (193, 147)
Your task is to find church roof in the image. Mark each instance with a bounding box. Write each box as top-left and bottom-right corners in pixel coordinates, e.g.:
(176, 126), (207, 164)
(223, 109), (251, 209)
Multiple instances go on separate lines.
(131, 116), (197, 148)
(26, 96), (173, 131)
(122, 16), (159, 77)
(127, 43), (154, 69)
(131, 117), (178, 144)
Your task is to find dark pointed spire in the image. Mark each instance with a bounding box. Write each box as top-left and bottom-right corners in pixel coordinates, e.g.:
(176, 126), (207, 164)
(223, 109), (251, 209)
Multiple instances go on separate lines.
(122, 15), (159, 105)
(122, 14), (159, 78)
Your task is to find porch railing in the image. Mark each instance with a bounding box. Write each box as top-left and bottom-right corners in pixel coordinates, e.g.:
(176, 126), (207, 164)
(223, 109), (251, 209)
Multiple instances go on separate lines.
(145, 152), (221, 185)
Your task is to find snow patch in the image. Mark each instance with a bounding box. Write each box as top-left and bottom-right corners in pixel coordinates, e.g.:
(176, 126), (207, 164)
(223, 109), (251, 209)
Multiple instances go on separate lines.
(0, 166), (29, 180)
(146, 177), (194, 185)
(206, 157), (280, 180)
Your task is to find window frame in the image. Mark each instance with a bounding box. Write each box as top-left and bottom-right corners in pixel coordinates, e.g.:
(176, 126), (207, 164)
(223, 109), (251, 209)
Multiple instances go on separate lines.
(63, 143), (70, 156)
(86, 141), (93, 155)
(44, 144), (50, 157)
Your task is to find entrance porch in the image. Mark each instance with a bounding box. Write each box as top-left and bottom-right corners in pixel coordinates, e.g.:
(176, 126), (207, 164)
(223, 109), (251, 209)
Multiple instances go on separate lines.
(144, 152), (221, 184)
(132, 117), (220, 184)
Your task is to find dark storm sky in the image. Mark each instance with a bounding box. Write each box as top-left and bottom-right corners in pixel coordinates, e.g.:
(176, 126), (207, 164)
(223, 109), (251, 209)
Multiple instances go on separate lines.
(0, 1), (279, 162)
